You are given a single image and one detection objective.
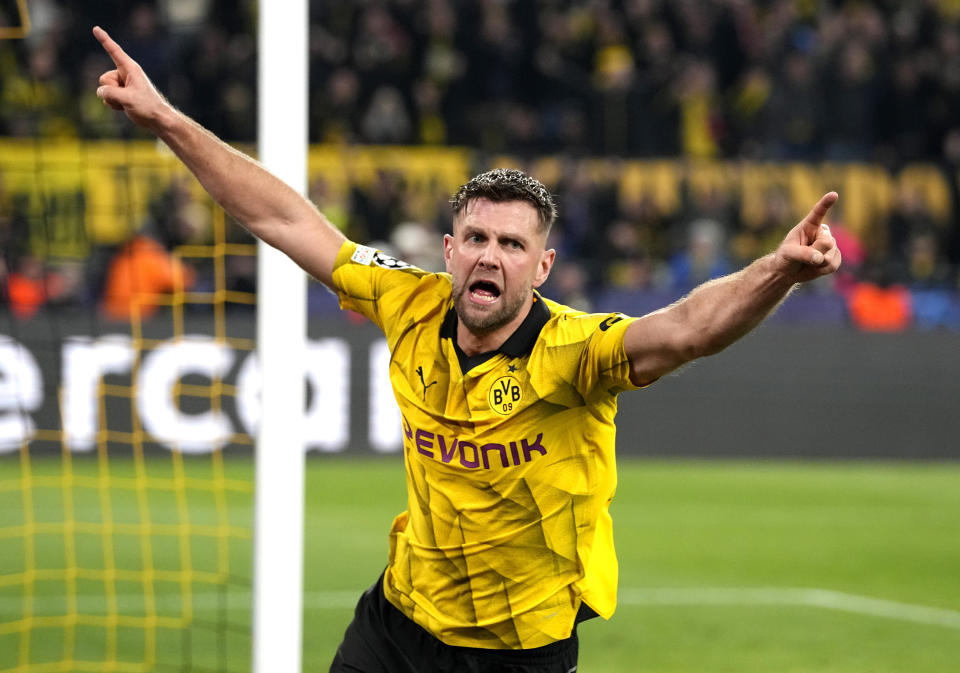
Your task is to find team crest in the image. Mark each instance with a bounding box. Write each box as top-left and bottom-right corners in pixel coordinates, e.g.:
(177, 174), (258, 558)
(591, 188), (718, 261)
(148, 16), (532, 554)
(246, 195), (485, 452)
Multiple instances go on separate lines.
(373, 251), (413, 270)
(488, 375), (522, 416)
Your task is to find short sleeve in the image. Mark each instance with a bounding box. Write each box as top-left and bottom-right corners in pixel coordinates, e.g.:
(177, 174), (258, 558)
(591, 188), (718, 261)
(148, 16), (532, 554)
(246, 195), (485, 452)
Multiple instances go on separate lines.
(331, 241), (432, 331)
(576, 313), (642, 397)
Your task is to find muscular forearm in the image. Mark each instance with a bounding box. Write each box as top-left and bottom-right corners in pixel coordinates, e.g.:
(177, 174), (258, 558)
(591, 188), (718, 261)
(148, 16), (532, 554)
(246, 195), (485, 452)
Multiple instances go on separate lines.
(625, 192), (839, 386)
(624, 254), (797, 386)
(154, 108), (329, 246)
(670, 253), (796, 358)
(159, 111), (345, 285)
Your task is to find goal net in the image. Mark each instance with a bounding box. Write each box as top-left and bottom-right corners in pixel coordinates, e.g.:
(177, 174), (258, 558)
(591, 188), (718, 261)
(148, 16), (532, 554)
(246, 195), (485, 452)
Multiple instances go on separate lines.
(0, 137), (257, 673)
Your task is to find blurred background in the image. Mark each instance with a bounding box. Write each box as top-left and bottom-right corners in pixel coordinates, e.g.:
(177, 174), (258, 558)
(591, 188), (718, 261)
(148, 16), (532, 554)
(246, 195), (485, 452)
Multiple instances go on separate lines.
(3, 0), (960, 327)
(1, 2), (959, 673)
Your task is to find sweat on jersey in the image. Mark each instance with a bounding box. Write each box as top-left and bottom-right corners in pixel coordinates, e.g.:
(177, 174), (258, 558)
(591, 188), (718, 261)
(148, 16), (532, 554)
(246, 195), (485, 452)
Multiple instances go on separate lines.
(331, 240), (642, 650)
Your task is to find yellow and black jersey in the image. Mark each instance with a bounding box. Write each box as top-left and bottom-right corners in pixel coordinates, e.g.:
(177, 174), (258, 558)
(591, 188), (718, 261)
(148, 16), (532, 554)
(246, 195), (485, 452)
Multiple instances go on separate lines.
(331, 241), (641, 650)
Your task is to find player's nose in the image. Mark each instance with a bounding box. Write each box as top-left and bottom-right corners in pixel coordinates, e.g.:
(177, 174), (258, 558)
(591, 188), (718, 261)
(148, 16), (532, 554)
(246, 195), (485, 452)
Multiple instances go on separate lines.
(477, 242), (501, 269)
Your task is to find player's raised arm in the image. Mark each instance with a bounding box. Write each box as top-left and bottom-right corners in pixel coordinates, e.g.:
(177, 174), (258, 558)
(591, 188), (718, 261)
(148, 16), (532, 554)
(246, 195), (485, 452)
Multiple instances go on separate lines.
(92, 26), (346, 288)
(622, 192), (842, 387)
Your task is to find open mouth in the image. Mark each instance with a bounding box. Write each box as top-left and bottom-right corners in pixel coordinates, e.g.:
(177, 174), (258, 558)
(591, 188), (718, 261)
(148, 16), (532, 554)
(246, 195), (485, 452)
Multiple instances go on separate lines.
(469, 280), (501, 304)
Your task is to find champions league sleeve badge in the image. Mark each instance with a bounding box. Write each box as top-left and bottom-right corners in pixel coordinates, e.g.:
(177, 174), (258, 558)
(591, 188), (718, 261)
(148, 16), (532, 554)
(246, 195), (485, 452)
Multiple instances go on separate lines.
(372, 251), (413, 270)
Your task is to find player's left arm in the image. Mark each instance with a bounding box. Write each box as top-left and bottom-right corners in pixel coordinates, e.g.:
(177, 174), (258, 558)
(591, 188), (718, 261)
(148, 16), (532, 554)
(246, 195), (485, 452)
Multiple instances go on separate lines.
(623, 192), (841, 387)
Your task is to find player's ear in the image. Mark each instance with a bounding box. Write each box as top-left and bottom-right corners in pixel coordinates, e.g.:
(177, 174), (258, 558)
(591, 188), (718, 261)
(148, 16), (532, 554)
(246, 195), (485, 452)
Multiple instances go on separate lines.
(532, 248), (555, 288)
(443, 234), (455, 272)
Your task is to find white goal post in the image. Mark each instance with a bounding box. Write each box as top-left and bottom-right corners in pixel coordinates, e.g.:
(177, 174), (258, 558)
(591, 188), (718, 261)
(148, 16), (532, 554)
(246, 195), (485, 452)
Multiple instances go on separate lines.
(253, 2), (308, 673)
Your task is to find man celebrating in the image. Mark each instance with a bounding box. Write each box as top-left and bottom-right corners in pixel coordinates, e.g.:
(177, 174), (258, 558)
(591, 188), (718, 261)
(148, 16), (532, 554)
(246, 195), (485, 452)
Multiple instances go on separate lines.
(93, 25), (840, 673)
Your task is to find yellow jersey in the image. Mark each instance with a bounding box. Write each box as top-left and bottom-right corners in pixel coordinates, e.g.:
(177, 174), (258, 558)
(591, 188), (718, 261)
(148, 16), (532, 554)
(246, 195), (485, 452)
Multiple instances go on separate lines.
(331, 241), (640, 650)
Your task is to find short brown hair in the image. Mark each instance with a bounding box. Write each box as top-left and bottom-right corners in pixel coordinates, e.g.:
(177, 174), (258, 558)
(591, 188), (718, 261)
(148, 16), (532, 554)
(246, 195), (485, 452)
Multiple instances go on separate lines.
(450, 168), (557, 233)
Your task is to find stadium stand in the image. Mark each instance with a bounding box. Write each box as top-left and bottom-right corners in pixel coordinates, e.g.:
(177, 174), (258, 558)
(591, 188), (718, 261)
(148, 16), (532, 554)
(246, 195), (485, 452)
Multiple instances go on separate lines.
(2, 0), (960, 330)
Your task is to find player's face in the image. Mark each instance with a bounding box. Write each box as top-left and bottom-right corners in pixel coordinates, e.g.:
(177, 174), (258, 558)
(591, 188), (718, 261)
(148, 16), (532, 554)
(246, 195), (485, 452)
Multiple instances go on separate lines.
(444, 198), (555, 335)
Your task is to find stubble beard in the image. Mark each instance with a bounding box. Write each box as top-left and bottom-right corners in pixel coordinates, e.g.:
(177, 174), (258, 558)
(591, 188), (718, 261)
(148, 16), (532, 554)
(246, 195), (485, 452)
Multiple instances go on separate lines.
(452, 278), (529, 335)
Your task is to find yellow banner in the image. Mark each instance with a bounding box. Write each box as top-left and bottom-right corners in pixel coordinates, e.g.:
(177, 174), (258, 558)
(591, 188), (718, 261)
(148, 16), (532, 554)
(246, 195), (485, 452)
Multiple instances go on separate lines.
(0, 139), (952, 259)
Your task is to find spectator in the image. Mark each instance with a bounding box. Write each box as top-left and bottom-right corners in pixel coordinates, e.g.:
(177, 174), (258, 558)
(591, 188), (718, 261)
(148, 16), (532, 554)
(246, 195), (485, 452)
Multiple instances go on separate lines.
(942, 127), (960, 272)
(905, 229), (952, 289)
(312, 67), (362, 144)
(350, 169), (406, 244)
(729, 64), (773, 158)
(822, 42), (880, 160)
(547, 260), (593, 312)
(676, 58), (723, 159)
(876, 56), (933, 164)
(100, 233), (195, 321)
(602, 218), (658, 294)
(391, 220), (444, 273)
(731, 186), (792, 269)
(669, 217), (732, 292)
(902, 229), (959, 329)
(847, 260), (913, 332)
(6, 255), (81, 319)
(361, 86), (413, 144)
(7, 255), (50, 318)
(766, 50), (821, 159)
(121, 4), (173, 94)
(0, 39), (75, 138)
(100, 179), (204, 321)
(631, 20), (681, 155)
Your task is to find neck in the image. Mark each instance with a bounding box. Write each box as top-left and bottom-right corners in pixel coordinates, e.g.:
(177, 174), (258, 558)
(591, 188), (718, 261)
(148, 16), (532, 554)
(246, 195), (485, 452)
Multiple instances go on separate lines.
(455, 325), (503, 357)
(455, 296), (534, 357)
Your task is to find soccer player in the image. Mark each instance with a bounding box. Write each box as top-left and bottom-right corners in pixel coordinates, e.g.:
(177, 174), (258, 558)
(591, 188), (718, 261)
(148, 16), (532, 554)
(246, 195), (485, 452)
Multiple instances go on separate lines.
(93, 25), (841, 673)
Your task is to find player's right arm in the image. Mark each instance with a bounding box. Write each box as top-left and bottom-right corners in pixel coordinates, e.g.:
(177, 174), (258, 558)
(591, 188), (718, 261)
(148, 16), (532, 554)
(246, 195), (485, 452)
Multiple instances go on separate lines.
(92, 26), (346, 288)
(622, 192), (840, 387)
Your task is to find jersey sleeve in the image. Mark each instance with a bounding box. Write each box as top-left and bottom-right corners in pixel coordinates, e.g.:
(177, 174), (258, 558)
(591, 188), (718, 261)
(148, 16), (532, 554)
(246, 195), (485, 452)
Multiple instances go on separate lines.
(575, 312), (643, 397)
(330, 240), (435, 332)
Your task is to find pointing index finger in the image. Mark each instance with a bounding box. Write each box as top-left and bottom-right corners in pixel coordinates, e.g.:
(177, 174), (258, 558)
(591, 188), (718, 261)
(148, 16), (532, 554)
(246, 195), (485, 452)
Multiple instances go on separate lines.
(799, 191), (838, 243)
(802, 191), (839, 229)
(93, 26), (133, 70)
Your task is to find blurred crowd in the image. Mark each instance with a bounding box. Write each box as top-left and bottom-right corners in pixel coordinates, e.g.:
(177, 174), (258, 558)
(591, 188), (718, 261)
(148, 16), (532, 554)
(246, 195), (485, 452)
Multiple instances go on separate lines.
(310, 0), (960, 165)
(2, 0), (960, 330)
(6, 0), (960, 163)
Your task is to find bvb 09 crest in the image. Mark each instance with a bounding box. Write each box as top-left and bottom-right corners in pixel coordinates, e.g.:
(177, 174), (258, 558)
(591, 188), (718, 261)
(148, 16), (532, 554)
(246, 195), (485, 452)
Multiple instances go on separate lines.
(488, 375), (522, 416)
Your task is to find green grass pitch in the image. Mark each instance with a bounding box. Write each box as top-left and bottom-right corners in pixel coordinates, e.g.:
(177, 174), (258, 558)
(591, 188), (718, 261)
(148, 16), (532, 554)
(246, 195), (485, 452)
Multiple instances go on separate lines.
(306, 459), (960, 672)
(2, 456), (959, 672)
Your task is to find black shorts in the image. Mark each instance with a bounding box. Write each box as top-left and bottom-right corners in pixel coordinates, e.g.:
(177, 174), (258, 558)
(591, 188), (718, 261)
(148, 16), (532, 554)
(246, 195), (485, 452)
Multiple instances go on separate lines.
(329, 573), (585, 673)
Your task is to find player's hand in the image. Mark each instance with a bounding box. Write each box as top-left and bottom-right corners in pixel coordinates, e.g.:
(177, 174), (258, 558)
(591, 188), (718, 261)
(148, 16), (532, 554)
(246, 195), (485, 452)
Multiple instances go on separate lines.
(772, 192), (842, 284)
(93, 26), (172, 131)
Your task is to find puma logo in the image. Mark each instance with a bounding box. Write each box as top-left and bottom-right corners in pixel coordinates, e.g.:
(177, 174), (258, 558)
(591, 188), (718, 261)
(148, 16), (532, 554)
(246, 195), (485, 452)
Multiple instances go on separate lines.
(416, 366), (438, 400)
